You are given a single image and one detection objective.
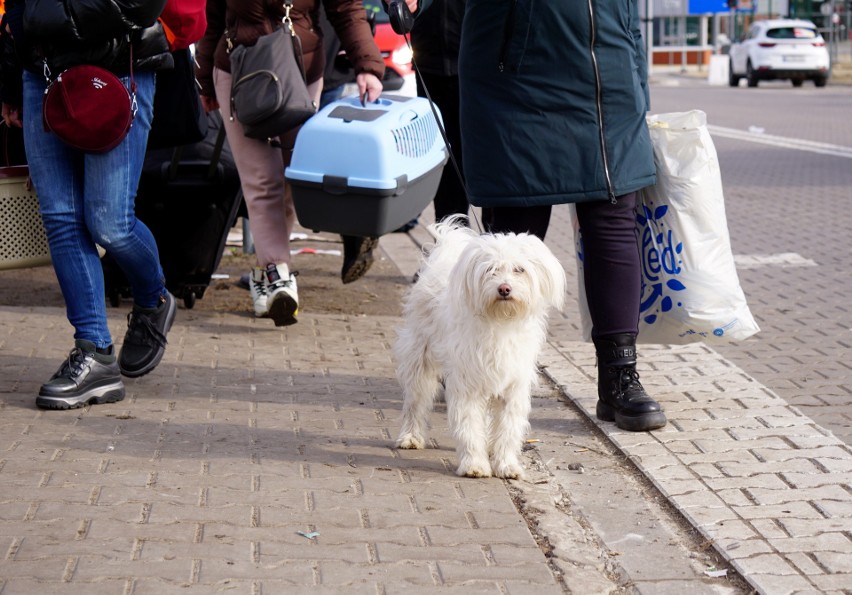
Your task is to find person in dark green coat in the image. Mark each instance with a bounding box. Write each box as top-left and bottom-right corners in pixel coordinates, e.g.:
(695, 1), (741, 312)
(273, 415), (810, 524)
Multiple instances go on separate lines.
(458, 0), (666, 432)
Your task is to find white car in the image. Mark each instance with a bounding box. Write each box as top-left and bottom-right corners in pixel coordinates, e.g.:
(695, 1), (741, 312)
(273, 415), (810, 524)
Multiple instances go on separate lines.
(729, 19), (830, 88)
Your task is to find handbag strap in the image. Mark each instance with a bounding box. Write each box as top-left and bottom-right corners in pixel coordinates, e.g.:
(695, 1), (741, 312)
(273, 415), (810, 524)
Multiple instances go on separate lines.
(226, 0), (296, 53)
(281, 0), (296, 36)
(42, 35), (137, 117)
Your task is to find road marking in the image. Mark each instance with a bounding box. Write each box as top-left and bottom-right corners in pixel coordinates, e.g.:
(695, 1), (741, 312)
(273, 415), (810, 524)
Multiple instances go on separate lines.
(734, 252), (818, 268)
(708, 125), (852, 158)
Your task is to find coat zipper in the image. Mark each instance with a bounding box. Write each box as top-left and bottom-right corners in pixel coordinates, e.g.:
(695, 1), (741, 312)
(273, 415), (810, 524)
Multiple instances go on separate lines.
(498, 0), (518, 72)
(587, 0), (617, 203)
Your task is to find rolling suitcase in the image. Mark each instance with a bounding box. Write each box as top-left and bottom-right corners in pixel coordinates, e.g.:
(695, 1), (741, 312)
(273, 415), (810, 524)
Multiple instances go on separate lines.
(102, 112), (243, 308)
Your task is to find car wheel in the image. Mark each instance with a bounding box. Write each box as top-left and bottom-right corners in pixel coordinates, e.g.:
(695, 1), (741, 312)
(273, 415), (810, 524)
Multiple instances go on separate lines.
(791, 79), (804, 87)
(814, 76), (828, 88)
(728, 60), (741, 87)
(746, 61), (759, 87)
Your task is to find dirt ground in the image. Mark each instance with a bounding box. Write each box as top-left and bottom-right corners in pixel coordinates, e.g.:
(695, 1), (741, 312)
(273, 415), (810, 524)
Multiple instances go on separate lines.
(0, 223), (411, 319)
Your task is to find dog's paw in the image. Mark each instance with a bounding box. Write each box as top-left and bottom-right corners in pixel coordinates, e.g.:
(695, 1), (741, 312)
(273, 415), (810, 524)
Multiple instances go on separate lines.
(456, 460), (493, 478)
(396, 434), (426, 449)
(492, 460), (525, 480)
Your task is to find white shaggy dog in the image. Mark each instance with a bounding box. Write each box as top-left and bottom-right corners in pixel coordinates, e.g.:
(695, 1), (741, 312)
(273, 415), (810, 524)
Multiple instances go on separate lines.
(394, 217), (567, 479)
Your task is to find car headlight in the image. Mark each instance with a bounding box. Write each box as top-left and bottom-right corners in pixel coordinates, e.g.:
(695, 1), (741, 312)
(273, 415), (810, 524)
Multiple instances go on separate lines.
(392, 45), (413, 66)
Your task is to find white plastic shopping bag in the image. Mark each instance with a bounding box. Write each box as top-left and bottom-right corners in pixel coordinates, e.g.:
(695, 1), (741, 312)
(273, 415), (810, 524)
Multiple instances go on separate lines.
(573, 110), (759, 345)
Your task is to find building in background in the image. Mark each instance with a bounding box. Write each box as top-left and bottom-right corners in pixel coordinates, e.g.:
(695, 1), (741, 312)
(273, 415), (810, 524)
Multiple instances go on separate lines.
(640, 0), (849, 68)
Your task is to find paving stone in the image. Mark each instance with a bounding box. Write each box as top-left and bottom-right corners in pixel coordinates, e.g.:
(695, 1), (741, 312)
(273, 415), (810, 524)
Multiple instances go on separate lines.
(732, 502), (827, 521)
(747, 485), (850, 506)
(732, 553), (800, 575)
(718, 459), (825, 477)
(785, 551), (826, 576)
(748, 519), (791, 540)
(711, 538), (774, 559)
(809, 573), (852, 592)
(741, 572), (816, 595)
(810, 550), (852, 573)
(768, 534), (852, 555)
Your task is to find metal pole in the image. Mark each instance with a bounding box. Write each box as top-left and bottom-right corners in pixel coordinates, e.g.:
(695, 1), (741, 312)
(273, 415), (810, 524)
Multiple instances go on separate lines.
(645, 0), (654, 75)
(830, 0), (838, 65)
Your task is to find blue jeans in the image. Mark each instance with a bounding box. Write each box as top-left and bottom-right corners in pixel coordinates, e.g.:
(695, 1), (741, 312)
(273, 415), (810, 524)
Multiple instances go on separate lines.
(23, 70), (165, 349)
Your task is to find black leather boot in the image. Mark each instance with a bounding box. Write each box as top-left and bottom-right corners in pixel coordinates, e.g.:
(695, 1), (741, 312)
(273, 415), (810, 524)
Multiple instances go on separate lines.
(594, 334), (667, 432)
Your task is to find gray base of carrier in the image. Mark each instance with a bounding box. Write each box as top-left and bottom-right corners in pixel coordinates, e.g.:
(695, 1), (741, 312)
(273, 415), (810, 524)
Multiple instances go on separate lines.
(285, 94), (447, 237)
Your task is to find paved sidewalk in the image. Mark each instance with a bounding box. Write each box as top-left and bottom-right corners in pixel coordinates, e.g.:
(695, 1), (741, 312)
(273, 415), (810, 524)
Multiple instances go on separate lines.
(1, 222), (850, 591)
(3, 46), (852, 592)
(3, 301), (676, 594)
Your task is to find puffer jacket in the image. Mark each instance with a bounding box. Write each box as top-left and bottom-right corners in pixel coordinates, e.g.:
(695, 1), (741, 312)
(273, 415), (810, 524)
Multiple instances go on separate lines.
(0, 0), (171, 105)
(11, 0), (171, 76)
(196, 0), (384, 100)
(458, 0), (655, 208)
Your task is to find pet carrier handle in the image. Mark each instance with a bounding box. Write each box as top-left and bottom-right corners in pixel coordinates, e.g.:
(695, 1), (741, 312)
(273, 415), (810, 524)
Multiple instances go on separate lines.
(398, 110), (419, 124)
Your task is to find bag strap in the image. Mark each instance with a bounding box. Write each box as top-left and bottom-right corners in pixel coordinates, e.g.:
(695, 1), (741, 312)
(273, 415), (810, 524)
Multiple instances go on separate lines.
(225, 0), (295, 53)
(281, 0), (296, 37)
(41, 35), (138, 118)
(128, 42), (138, 117)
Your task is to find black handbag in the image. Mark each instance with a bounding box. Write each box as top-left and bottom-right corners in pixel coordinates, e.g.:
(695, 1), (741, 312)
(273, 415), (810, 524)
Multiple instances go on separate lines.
(148, 48), (208, 150)
(228, 1), (317, 141)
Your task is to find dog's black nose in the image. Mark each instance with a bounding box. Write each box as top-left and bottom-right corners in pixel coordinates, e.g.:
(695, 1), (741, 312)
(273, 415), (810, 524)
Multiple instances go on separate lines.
(498, 283), (512, 298)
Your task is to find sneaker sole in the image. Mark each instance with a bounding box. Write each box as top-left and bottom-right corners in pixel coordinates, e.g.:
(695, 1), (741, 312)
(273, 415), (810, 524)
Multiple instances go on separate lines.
(341, 237), (379, 284)
(254, 301), (271, 318)
(37, 383), (126, 410)
(267, 291), (298, 327)
(120, 295), (178, 378)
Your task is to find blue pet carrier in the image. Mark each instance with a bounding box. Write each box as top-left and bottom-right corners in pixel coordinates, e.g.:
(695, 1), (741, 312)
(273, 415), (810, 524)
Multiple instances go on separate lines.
(285, 94), (447, 236)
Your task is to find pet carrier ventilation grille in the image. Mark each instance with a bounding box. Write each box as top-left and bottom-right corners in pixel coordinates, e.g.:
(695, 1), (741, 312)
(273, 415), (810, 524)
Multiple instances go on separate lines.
(392, 114), (439, 159)
(0, 167), (51, 270)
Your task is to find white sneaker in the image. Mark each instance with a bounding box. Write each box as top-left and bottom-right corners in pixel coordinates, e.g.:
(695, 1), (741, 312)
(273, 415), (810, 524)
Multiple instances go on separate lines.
(265, 263), (299, 327)
(249, 267), (269, 317)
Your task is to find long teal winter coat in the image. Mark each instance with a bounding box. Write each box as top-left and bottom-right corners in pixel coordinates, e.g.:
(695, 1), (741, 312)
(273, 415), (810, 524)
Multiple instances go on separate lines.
(458, 0), (656, 207)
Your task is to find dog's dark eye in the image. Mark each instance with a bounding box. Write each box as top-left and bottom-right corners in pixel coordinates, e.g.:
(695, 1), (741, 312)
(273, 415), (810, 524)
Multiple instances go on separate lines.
(514, 265), (525, 274)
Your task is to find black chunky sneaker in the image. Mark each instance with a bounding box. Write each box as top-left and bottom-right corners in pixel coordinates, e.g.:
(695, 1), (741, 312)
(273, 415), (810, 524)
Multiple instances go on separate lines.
(340, 235), (378, 284)
(594, 334), (667, 432)
(119, 291), (177, 378)
(37, 340), (125, 409)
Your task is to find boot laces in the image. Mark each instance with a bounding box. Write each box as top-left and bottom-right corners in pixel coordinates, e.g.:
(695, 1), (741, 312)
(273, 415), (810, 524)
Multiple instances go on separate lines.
(267, 270), (298, 292)
(53, 348), (89, 381)
(126, 310), (167, 349)
(615, 368), (650, 403)
(251, 275), (267, 296)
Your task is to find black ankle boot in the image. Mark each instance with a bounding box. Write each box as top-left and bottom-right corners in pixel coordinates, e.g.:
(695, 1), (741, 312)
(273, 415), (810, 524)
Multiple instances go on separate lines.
(593, 334), (667, 432)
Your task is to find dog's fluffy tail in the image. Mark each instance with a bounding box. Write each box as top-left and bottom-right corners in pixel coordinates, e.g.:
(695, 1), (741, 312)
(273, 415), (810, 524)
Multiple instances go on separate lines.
(429, 215), (475, 242)
(419, 215), (478, 274)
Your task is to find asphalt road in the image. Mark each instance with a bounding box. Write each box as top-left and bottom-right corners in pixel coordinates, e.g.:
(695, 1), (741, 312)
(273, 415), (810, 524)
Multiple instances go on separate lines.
(645, 78), (851, 444)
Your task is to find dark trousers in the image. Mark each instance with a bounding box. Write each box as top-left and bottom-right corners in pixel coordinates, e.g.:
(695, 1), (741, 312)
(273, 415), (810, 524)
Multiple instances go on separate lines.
(416, 72), (468, 221)
(482, 193), (641, 338)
